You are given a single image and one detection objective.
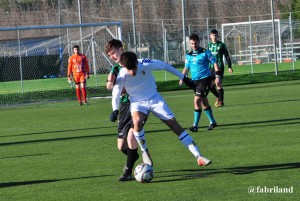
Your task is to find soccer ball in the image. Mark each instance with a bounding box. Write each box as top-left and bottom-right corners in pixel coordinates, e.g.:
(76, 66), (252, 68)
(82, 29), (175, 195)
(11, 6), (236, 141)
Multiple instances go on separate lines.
(134, 163), (154, 183)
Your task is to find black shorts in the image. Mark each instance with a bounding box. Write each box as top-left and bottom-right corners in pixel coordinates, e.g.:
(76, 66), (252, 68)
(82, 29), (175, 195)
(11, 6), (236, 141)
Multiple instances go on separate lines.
(194, 77), (212, 98)
(117, 103), (148, 139)
(117, 103), (132, 139)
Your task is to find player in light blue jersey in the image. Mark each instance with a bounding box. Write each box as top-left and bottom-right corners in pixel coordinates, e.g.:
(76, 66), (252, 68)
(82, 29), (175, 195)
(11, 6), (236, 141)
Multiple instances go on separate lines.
(180, 34), (221, 132)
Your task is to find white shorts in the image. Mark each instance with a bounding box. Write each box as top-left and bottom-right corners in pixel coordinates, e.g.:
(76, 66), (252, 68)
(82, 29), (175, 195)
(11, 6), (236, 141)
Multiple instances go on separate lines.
(130, 92), (174, 120)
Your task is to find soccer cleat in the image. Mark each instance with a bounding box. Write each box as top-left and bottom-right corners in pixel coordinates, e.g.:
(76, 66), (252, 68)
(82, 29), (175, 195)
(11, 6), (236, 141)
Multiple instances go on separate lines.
(118, 167), (133, 181)
(142, 149), (153, 166)
(197, 155), (212, 166)
(215, 101), (224, 107)
(79, 102), (83, 106)
(188, 125), (198, 132)
(207, 122), (217, 131)
(83, 101), (89, 105)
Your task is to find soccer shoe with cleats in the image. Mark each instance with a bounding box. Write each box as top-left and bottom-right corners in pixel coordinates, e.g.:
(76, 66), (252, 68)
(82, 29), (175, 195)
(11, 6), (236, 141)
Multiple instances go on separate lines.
(118, 168), (133, 182)
(188, 125), (198, 132)
(207, 123), (217, 131)
(79, 102), (83, 106)
(83, 101), (89, 105)
(215, 101), (224, 107)
(197, 155), (212, 166)
(142, 149), (153, 166)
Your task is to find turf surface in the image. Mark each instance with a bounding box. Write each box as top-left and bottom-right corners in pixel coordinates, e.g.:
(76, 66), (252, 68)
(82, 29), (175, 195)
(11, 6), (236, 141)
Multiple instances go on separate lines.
(0, 80), (299, 201)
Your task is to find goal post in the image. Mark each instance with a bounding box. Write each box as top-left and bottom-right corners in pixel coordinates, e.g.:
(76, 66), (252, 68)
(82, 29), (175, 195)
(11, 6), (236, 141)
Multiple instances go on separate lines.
(0, 22), (122, 106)
(221, 19), (288, 70)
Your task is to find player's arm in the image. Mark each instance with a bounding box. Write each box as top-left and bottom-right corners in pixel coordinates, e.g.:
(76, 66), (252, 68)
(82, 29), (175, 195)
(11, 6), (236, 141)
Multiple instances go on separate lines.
(84, 56), (90, 79)
(223, 44), (233, 73)
(106, 66), (119, 90)
(111, 72), (125, 111)
(106, 73), (116, 90)
(179, 67), (189, 85)
(213, 62), (222, 86)
(208, 50), (222, 85)
(67, 58), (72, 83)
(148, 59), (184, 79)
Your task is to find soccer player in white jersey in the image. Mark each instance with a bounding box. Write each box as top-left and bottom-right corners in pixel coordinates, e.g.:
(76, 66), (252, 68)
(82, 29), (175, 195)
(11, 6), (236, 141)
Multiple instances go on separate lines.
(111, 51), (212, 167)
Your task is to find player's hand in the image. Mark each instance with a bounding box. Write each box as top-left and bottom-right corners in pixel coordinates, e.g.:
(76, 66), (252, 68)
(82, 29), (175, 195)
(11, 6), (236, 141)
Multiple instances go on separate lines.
(110, 110), (119, 122)
(179, 79), (183, 86)
(85, 74), (90, 79)
(228, 67), (233, 74)
(68, 78), (72, 83)
(182, 77), (196, 91)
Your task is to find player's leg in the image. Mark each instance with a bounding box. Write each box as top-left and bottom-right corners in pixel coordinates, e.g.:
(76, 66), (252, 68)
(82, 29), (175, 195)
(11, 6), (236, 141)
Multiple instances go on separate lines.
(80, 75), (88, 105)
(117, 103), (139, 181)
(210, 78), (219, 100)
(130, 103), (153, 166)
(215, 71), (225, 107)
(189, 80), (210, 132)
(131, 111), (148, 150)
(75, 84), (82, 105)
(189, 95), (202, 132)
(163, 118), (212, 166)
(209, 69), (219, 103)
(72, 75), (82, 105)
(118, 128), (140, 181)
(201, 97), (217, 130)
(151, 93), (211, 166)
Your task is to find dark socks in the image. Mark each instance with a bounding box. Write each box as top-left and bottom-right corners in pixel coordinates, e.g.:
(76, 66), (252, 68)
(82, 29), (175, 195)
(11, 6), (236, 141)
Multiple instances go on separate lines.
(127, 148), (139, 171)
(210, 87), (219, 99)
(217, 88), (224, 101)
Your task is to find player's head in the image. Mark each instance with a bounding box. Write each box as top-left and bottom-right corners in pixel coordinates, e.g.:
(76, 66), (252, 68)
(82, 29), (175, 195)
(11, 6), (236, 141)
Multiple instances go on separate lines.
(73, 45), (80, 54)
(119, 52), (138, 76)
(210, 29), (218, 43)
(105, 39), (124, 63)
(189, 34), (200, 51)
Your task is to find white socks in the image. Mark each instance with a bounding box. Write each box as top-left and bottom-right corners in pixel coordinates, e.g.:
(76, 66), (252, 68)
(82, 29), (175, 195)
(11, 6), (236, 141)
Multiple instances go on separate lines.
(178, 131), (201, 158)
(133, 129), (147, 152)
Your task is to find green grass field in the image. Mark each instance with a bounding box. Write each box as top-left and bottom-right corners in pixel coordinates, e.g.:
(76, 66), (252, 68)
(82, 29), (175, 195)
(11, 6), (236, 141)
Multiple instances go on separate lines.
(0, 61), (299, 95)
(0, 80), (299, 201)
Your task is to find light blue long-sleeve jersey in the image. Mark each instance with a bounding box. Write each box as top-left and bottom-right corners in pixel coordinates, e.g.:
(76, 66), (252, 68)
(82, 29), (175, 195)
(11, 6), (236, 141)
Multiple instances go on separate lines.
(185, 48), (217, 80)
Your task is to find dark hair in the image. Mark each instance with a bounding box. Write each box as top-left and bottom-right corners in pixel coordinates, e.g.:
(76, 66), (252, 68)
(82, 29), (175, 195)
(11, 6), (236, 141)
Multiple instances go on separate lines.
(105, 39), (123, 54)
(119, 52), (137, 70)
(210, 29), (218, 35)
(73, 45), (80, 50)
(189, 34), (200, 42)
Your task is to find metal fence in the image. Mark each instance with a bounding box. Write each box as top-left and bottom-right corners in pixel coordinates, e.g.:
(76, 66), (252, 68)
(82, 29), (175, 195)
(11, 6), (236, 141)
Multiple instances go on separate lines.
(0, 0), (300, 106)
(0, 22), (121, 106)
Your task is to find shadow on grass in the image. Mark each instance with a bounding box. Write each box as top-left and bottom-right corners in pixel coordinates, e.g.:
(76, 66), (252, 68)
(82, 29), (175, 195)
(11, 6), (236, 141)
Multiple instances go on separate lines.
(0, 153), (50, 160)
(0, 120), (165, 138)
(0, 175), (113, 188)
(0, 127), (171, 147)
(153, 162), (300, 183)
(0, 126), (114, 138)
(0, 133), (116, 147)
(229, 98), (300, 107)
(198, 117), (300, 129)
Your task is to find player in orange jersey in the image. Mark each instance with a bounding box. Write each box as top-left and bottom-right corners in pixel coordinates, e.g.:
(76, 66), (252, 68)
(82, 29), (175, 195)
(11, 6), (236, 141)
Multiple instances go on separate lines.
(67, 45), (90, 105)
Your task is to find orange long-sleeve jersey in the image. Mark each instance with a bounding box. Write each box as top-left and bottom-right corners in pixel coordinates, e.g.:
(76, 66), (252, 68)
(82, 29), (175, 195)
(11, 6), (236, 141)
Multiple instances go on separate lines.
(67, 53), (89, 77)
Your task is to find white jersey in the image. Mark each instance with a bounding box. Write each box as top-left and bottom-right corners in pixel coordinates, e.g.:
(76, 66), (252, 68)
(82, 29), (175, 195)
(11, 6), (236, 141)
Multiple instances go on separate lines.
(112, 58), (184, 110)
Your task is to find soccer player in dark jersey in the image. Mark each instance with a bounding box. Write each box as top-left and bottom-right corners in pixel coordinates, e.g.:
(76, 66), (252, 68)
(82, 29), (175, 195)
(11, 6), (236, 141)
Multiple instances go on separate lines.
(105, 39), (141, 181)
(208, 29), (233, 107)
(180, 34), (221, 132)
